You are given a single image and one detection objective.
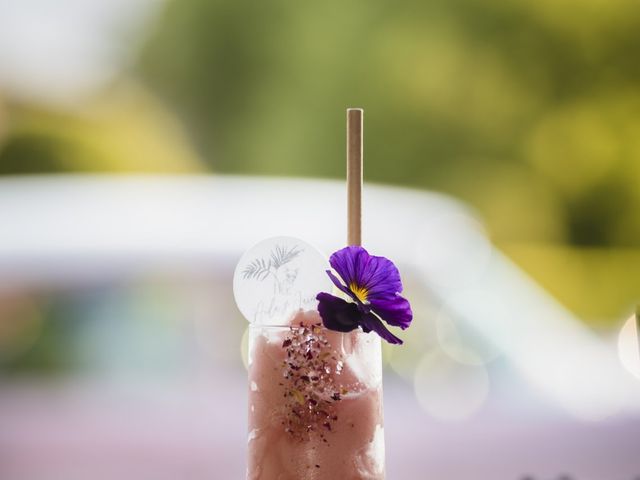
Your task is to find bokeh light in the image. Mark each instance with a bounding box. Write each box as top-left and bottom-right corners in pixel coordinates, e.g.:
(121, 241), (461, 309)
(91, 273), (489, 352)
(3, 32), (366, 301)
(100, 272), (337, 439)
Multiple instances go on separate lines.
(435, 303), (501, 367)
(414, 349), (490, 421)
(617, 311), (640, 380)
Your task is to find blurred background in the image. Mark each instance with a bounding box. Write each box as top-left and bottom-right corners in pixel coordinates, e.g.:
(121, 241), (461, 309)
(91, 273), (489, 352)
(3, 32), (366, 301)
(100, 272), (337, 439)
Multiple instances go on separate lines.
(1, 0), (639, 479)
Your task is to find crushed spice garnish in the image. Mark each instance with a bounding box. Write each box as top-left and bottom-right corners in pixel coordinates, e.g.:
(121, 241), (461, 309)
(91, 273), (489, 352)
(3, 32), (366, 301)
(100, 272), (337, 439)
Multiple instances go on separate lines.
(280, 321), (346, 442)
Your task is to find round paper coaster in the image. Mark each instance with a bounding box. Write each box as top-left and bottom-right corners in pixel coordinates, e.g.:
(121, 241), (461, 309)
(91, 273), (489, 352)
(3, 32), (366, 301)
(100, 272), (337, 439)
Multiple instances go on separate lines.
(233, 236), (328, 326)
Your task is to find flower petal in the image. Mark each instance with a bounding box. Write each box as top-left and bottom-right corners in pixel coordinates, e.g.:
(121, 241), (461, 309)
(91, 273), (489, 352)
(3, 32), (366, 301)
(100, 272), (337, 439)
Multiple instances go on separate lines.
(370, 295), (413, 329)
(329, 246), (368, 288)
(359, 313), (403, 345)
(358, 254), (403, 299)
(329, 246), (403, 300)
(316, 292), (360, 333)
(326, 270), (357, 300)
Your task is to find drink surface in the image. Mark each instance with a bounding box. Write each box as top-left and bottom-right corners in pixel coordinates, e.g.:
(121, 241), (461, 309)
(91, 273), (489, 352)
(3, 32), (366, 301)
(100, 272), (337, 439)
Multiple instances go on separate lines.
(247, 310), (385, 480)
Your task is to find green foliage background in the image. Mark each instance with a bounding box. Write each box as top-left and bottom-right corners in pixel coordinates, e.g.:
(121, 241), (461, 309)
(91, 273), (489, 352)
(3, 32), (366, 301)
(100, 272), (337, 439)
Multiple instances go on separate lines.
(1, 0), (639, 325)
(139, 0), (640, 250)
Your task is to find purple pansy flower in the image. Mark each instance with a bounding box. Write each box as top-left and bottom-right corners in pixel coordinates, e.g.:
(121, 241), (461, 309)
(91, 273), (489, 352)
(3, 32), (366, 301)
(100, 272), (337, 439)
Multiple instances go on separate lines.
(316, 246), (412, 344)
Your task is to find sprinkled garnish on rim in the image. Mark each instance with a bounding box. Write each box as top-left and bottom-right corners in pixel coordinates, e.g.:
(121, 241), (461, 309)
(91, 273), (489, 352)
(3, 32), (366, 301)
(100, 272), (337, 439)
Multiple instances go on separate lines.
(316, 246), (413, 344)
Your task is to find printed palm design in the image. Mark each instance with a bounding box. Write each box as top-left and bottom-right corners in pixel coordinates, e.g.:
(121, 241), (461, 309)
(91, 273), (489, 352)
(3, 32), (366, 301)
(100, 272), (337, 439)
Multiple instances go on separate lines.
(242, 244), (303, 294)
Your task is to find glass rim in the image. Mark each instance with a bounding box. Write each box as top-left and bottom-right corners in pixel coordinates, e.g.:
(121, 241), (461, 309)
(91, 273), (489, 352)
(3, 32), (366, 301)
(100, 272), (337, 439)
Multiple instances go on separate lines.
(248, 323), (369, 335)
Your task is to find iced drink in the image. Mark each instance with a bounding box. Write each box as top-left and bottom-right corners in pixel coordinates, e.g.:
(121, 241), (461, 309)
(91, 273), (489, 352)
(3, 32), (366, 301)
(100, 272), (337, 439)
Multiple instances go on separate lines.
(247, 309), (385, 480)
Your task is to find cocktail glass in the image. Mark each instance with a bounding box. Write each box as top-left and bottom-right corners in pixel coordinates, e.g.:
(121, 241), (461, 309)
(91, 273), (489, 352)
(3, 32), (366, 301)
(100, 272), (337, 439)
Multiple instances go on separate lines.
(247, 310), (385, 480)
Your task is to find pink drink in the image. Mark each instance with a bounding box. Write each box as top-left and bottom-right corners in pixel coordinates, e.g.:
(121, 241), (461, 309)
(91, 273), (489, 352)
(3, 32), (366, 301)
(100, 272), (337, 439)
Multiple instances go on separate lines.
(247, 310), (385, 479)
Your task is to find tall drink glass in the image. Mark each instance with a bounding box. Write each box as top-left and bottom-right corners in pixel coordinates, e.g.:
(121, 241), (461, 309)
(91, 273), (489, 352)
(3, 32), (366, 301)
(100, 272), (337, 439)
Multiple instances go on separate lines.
(247, 310), (385, 480)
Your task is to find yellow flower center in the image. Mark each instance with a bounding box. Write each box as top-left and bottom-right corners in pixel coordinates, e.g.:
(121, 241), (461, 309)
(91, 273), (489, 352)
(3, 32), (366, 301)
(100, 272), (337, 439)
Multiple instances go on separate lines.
(349, 283), (368, 303)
